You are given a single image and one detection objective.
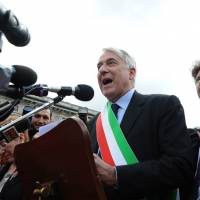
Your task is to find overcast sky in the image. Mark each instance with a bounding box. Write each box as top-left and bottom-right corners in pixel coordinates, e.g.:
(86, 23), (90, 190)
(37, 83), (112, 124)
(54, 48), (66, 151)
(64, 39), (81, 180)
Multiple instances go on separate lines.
(0, 0), (200, 128)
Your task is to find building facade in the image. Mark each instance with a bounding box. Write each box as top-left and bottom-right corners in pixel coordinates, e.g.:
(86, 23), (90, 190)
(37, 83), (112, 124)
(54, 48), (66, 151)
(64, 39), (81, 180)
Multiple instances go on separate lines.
(0, 95), (98, 122)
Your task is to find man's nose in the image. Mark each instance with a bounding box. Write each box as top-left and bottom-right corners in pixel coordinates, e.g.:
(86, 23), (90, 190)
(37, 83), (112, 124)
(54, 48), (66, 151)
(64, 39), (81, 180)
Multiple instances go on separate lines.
(99, 64), (108, 75)
(38, 117), (44, 123)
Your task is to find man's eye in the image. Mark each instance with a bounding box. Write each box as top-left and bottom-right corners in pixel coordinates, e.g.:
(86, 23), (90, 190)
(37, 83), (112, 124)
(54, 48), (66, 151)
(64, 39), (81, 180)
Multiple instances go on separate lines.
(97, 65), (101, 70)
(108, 61), (115, 65)
(196, 78), (200, 83)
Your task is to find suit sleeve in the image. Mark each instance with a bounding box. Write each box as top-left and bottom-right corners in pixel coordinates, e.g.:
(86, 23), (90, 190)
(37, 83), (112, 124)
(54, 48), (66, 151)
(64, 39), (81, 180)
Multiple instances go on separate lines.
(116, 95), (195, 199)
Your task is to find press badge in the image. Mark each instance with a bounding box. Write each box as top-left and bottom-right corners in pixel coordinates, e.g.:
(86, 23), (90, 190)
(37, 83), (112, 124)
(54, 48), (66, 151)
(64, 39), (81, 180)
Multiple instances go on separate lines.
(3, 126), (19, 142)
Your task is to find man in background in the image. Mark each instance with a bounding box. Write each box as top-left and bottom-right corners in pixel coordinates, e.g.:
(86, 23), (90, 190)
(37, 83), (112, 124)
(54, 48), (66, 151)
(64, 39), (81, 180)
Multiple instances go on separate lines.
(191, 60), (200, 98)
(188, 61), (200, 200)
(87, 47), (194, 199)
(28, 103), (52, 140)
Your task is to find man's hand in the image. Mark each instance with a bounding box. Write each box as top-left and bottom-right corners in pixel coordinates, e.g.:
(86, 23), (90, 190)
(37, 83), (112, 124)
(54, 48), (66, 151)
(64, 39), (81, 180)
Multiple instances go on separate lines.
(32, 132), (40, 140)
(93, 153), (116, 186)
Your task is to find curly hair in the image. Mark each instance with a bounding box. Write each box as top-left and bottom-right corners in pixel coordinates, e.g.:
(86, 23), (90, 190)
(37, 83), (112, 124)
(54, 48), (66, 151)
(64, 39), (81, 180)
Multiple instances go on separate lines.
(191, 60), (200, 81)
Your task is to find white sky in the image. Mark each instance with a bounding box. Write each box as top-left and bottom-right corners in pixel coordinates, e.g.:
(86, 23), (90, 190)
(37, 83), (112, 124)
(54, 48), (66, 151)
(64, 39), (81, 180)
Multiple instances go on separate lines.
(0, 0), (199, 128)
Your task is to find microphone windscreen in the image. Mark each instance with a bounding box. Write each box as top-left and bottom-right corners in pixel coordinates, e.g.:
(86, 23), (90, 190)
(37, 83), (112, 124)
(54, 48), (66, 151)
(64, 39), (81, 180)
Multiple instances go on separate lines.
(15, 118), (30, 133)
(11, 65), (37, 86)
(75, 84), (94, 101)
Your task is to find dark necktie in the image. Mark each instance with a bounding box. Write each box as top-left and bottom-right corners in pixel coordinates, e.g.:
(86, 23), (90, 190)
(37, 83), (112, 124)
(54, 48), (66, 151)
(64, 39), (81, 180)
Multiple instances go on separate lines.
(189, 160), (200, 200)
(111, 103), (119, 119)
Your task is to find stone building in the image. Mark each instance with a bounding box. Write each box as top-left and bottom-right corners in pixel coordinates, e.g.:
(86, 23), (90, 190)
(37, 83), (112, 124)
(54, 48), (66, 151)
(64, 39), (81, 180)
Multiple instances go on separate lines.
(0, 95), (98, 122)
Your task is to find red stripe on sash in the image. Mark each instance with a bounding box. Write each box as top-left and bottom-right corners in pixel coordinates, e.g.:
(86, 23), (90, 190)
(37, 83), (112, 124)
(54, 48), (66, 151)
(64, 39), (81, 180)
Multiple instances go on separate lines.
(96, 114), (115, 166)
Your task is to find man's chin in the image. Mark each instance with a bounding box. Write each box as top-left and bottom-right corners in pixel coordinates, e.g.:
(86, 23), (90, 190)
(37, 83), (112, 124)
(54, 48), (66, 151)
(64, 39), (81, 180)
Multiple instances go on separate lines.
(34, 126), (40, 132)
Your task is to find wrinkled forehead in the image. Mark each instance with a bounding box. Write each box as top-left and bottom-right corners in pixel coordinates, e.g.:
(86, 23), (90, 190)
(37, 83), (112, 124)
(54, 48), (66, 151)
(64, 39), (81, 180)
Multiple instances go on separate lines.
(98, 51), (124, 63)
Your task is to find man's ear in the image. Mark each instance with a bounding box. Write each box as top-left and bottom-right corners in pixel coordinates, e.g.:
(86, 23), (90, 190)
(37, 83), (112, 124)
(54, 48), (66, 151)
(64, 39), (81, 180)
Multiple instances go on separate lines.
(129, 67), (136, 80)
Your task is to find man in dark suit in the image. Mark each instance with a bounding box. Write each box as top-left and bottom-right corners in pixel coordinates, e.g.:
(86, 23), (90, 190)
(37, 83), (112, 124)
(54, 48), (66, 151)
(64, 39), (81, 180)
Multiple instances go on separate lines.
(87, 47), (194, 200)
(188, 61), (200, 200)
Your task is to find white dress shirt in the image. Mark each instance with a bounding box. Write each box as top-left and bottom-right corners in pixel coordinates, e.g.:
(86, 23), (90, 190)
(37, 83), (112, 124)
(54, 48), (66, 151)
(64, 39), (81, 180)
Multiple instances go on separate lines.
(111, 88), (135, 124)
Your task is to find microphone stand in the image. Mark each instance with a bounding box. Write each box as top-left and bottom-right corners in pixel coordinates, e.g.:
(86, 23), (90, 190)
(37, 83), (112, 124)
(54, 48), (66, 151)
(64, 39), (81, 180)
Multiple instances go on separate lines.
(0, 94), (66, 134)
(0, 87), (25, 121)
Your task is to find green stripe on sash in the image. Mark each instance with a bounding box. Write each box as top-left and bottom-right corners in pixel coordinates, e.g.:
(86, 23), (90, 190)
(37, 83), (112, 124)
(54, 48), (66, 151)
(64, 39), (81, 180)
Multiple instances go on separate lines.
(107, 102), (138, 164)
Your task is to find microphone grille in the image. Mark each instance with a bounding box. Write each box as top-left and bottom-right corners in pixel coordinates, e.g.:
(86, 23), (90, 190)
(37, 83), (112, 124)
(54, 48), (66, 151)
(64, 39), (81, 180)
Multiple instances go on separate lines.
(75, 84), (94, 101)
(15, 118), (30, 133)
(11, 65), (37, 86)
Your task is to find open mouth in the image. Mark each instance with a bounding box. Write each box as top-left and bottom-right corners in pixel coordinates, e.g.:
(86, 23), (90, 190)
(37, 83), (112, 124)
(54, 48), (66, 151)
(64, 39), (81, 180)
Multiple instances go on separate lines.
(103, 78), (113, 85)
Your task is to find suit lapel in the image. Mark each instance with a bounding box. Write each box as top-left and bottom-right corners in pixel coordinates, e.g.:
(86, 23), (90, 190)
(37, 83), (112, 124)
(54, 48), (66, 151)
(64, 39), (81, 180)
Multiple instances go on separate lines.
(120, 91), (145, 137)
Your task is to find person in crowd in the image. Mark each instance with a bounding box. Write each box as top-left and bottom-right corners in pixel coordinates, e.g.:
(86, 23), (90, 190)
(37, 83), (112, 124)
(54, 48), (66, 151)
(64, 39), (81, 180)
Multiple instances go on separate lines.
(28, 103), (52, 140)
(191, 60), (200, 98)
(0, 115), (29, 199)
(194, 127), (200, 137)
(0, 140), (7, 167)
(188, 61), (200, 200)
(0, 116), (29, 166)
(87, 47), (194, 200)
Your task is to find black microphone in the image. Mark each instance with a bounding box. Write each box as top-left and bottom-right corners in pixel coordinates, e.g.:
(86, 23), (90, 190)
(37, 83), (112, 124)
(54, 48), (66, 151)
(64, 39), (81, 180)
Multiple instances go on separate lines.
(0, 118), (30, 142)
(0, 101), (12, 114)
(47, 84), (94, 101)
(0, 2), (30, 46)
(3, 84), (48, 99)
(4, 84), (94, 101)
(11, 65), (37, 86)
(23, 84), (49, 97)
(0, 65), (37, 87)
(0, 65), (37, 97)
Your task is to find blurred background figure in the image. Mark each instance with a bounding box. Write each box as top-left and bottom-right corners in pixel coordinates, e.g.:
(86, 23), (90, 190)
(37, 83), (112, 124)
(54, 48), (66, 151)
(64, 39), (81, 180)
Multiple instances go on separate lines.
(0, 115), (29, 199)
(0, 115), (29, 167)
(78, 106), (88, 125)
(25, 103), (52, 140)
(194, 127), (200, 137)
(0, 140), (7, 168)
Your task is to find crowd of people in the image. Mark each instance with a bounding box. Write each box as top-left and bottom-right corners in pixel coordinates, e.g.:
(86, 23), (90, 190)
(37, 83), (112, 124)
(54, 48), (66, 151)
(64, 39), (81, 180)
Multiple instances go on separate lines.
(0, 47), (199, 199)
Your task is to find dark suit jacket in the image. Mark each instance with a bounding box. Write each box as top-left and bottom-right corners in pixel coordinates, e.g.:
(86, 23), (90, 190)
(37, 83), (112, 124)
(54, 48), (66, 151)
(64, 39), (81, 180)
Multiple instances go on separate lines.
(186, 128), (200, 199)
(0, 163), (24, 200)
(87, 91), (194, 200)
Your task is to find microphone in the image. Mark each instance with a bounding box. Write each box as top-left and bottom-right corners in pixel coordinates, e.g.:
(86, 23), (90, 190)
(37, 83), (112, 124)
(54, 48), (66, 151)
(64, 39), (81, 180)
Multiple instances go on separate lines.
(23, 84), (48, 97)
(2, 84), (48, 99)
(11, 65), (37, 86)
(0, 118), (30, 142)
(1, 84), (94, 101)
(0, 101), (12, 115)
(0, 65), (37, 96)
(46, 84), (94, 101)
(0, 2), (30, 46)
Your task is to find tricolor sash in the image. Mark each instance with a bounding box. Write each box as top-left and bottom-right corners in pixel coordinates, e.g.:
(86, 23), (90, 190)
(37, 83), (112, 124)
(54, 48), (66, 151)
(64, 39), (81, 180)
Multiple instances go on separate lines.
(96, 102), (138, 166)
(96, 102), (179, 200)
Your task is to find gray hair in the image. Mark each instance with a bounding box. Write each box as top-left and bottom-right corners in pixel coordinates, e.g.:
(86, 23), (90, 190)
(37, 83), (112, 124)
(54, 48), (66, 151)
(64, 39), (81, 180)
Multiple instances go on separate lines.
(103, 47), (136, 69)
(191, 60), (200, 82)
(103, 47), (136, 83)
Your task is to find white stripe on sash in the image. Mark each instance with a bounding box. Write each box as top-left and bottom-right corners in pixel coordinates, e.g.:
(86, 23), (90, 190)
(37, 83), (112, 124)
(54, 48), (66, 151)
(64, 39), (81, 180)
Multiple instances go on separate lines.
(101, 104), (127, 165)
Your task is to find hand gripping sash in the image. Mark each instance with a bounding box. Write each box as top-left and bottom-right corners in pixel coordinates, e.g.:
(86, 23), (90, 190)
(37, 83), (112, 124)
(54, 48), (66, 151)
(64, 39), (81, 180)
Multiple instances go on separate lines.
(96, 102), (179, 200)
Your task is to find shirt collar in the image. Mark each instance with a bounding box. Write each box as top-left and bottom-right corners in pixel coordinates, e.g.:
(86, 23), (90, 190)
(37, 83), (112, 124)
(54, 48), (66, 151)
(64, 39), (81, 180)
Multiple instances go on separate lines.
(111, 88), (135, 111)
